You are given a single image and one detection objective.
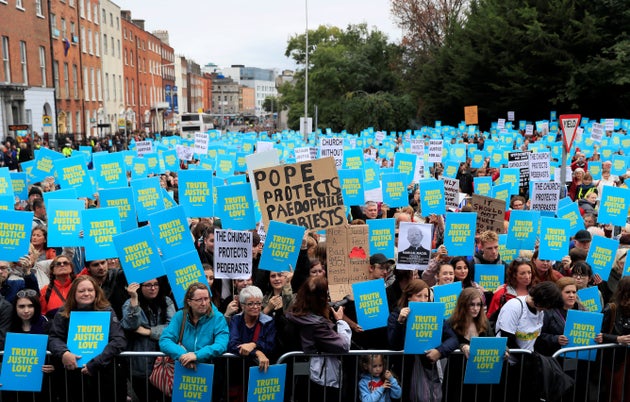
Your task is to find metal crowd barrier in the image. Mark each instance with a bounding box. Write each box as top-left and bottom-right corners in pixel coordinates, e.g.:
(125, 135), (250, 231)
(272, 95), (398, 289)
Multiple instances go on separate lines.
(1, 347), (627, 402)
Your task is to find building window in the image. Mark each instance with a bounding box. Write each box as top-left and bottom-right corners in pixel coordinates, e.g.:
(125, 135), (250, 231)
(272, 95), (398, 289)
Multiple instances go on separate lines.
(1, 37), (10, 83)
(63, 63), (69, 98)
(19, 41), (27, 84)
(102, 8), (106, 24)
(79, 0), (84, 18)
(88, 29), (92, 54)
(53, 61), (59, 97)
(94, 31), (99, 56)
(61, 18), (67, 39)
(105, 72), (109, 100)
(109, 12), (113, 27)
(118, 75), (122, 101)
(16, 0), (23, 10)
(39, 46), (46, 86)
(83, 67), (88, 99)
(103, 34), (107, 55)
(123, 49), (127, 65)
(50, 14), (58, 38)
(72, 64), (78, 98)
(69, 0), (75, 7)
(117, 39), (120, 58)
(116, 17), (119, 29)
(125, 78), (129, 104)
(86, 0), (91, 21)
(93, 4), (98, 24)
(35, 0), (43, 16)
(131, 79), (135, 105)
(80, 27), (86, 52)
(67, 113), (72, 134)
(76, 111), (81, 133)
(130, 50), (133, 66)
(70, 22), (76, 39)
(90, 68), (95, 100)
(97, 69), (102, 100)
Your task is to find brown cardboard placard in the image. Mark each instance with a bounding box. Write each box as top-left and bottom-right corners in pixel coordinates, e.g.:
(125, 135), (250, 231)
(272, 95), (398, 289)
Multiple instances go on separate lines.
(326, 225), (370, 301)
(252, 157), (347, 230)
(470, 194), (506, 234)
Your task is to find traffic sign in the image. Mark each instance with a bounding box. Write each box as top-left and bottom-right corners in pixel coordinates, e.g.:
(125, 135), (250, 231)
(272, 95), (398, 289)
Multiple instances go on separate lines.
(559, 114), (581, 152)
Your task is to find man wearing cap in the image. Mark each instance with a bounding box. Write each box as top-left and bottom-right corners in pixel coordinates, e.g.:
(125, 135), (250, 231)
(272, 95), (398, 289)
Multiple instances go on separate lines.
(397, 225), (431, 266)
(368, 253), (395, 281)
(571, 229), (592, 251)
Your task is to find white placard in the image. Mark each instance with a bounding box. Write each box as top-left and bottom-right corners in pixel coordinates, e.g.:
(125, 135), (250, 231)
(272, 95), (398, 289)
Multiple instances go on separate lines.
(530, 182), (561, 212)
(319, 137), (344, 168)
(529, 152), (551, 182)
(136, 141), (153, 156)
(428, 140), (443, 163)
(213, 229), (252, 279)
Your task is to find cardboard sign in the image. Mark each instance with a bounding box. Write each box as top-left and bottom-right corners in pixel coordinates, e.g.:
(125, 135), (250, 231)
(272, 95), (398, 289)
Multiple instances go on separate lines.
(252, 157), (346, 230)
(470, 194), (506, 234)
(326, 225), (370, 301)
(464, 105), (478, 125)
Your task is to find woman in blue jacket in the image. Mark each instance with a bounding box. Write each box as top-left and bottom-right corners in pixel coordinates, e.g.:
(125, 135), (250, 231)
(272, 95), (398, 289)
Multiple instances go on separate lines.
(159, 282), (229, 369)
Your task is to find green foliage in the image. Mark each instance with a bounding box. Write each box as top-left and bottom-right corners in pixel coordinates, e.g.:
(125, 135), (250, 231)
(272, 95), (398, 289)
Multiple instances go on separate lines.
(280, 24), (417, 133)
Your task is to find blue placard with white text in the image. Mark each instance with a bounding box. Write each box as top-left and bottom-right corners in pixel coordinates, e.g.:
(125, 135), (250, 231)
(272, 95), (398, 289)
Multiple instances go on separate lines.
(432, 282), (462, 319)
(247, 364), (286, 402)
(0, 333), (48, 391)
(586, 236), (619, 282)
(147, 206), (196, 261)
(404, 302), (445, 354)
(172, 362), (214, 402)
(82, 207), (121, 260)
(113, 226), (165, 284)
(351, 279), (389, 331)
(67, 311), (110, 367)
(259, 221), (305, 272)
(443, 212), (476, 257)
(464, 337), (507, 384)
(367, 218), (396, 258)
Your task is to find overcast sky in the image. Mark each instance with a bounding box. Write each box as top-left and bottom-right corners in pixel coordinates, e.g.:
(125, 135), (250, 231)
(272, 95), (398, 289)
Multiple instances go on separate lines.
(113, 0), (402, 71)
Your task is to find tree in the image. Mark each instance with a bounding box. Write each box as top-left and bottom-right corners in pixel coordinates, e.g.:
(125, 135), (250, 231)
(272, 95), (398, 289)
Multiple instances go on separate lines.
(279, 24), (417, 133)
(262, 96), (280, 114)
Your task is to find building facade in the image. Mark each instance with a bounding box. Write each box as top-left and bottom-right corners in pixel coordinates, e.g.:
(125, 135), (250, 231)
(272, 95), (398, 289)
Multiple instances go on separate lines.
(99, 0), (123, 134)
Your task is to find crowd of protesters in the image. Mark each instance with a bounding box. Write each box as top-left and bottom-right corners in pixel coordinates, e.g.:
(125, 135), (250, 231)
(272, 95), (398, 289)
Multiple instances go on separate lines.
(1, 123), (630, 402)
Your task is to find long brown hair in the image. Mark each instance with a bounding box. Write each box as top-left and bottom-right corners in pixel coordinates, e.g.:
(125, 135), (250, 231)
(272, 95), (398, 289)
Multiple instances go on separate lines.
(506, 259), (533, 289)
(449, 287), (488, 336)
(612, 277), (630, 316)
(397, 279), (429, 308)
(60, 276), (110, 318)
(290, 276), (330, 318)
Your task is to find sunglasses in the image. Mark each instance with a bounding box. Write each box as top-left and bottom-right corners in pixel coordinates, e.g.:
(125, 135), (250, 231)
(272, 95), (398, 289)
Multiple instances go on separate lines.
(17, 289), (37, 298)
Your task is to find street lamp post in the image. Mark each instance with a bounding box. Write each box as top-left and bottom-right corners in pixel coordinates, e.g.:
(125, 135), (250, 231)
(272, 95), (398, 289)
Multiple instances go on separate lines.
(303, 0), (309, 142)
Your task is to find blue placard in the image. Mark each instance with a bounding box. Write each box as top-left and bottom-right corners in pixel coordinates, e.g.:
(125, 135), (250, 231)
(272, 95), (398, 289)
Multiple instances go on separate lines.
(162, 149), (180, 172)
(351, 279), (389, 331)
(473, 176), (492, 196)
(491, 182), (511, 203)
(113, 226), (165, 284)
(99, 187), (137, 232)
(474, 264), (505, 292)
(338, 169), (365, 207)
(47, 199), (84, 247)
(589, 161), (602, 180)
(9, 172), (27, 201)
(563, 310), (602, 361)
(215, 154), (236, 179)
(162, 188), (177, 209)
(172, 362), (214, 402)
(147, 206), (196, 260)
(130, 176), (165, 222)
(556, 202), (585, 236)
(43, 188), (78, 204)
(215, 182), (256, 230)
(598, 186), (630, 227)
(259, 221), (305, 272)
(611, 154), (627, 176)
(54, 155), (94, 198)
(0, 167), (14, 197)
(499, 168), (520, 196)
(393, 152), (417, 185)
(31, 147), (64, 182)
(404, 302), (445, 354)
(443, 160), (459, 179)
(82, 207), (121, 260)
(0, 209), (32, 260)
(0, 333), (48, 391)
(130, 156), (149, 179)
(381, 172), (408, 208)
(432, 282), (462, 319)
(247, 364), (286, 402)
(577, 286), (602, 313)
(367, 218), (396, 258)
(226, 175), (247, 186)
(343, 148), (364, 170)
(178, 169), (214, 218)
(419, 179), (446, 215)
(506, 210), (539, 250)
(66, 311), (110, 367)
(443, 212), (476, 257)
(463, 337), (507, 384)
(586, 236), (619, 282)
(163, 250), (207, 308)
(363, 161), (380, 191)
(538, 217), (570, 261)
(93, 152), (127, 189)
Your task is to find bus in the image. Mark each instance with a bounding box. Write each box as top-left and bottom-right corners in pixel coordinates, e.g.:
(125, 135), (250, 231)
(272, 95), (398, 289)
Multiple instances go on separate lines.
(179, 113), (214, 139)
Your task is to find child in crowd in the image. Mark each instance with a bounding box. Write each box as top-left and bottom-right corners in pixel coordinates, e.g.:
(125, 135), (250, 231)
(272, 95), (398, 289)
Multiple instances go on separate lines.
(358, 354), (402, 402)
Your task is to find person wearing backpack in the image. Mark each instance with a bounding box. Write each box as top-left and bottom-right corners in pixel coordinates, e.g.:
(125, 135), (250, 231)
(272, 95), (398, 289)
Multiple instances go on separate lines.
(39, 255), (74, 319)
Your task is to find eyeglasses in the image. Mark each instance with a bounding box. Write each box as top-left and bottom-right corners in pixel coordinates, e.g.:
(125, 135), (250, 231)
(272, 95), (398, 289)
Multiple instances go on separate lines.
(17, 289), (37, 298)
(189, 297), (210, 304)
(468, 302), (483, 308)
(142, 283), (159, 289)
(245, 301), (262, 308)
(55, 261), (71, 266)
